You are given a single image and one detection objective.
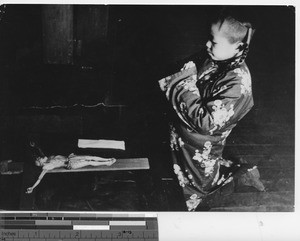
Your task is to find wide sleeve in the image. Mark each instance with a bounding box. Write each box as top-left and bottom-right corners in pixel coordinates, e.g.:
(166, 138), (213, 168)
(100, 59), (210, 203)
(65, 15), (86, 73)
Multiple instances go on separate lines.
(159, 66), (254, 135)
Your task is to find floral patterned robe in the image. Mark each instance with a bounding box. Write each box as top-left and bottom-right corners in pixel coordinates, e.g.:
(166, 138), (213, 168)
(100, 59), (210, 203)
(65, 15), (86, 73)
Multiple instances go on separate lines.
(159, 57), (254, 211)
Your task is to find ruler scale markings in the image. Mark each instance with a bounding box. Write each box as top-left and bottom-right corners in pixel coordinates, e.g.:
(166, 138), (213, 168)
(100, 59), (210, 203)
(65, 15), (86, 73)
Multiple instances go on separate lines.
(143, 230), (155, 239)
(131, 230), (144, 238)
(0, 229), (18, 238)
(48, 230), (60, 239)
(18, 230), (28, 238)
(0, 213), (158, 241)
(47, 239), (64, 241)
(125, 239), (144, 241)
(28, 230), (39, 238)
(101, 231), (112, 239)
(81, 230), (93, 239)
(120, 230), (134, 239)
(110, 226), (146, 231)
(90, 231), (102, 238)
(10, 239), (30, 241)
(39, 230), (52, 238)
(110, 230), (123, 239)
(60, 230), (73, 238)
(55, 239), (74, 241)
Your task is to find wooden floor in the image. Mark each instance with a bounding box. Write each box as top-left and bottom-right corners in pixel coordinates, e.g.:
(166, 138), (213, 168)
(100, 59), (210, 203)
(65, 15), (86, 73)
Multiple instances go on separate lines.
(0, 100), (295, 212)
(158, 99), (295, 211)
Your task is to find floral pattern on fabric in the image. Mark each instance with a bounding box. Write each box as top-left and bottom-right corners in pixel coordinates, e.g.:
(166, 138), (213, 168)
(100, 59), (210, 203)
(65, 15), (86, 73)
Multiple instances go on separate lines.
(219, 159), (233, 167)
(173, 164), (189, 187)
(213, 85), (228, 97)
(170, 125), (185, 151)
(210, 100), (234, 135)
(233, 68), (252, 95)
(186, 193), (202, 211)
(178, 137), (185, 147)
(223, 176), (234, 186)
(177, 74), (199, 96)
(220, 129), (232, 145)
(192, 141), (216, 176)
(159, 57), (254, 211)
(170, 125), (179, 151)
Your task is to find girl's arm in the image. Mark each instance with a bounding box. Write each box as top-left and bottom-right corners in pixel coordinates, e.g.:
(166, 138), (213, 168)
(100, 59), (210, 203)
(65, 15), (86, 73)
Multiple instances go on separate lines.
(159, 65), (254, 135)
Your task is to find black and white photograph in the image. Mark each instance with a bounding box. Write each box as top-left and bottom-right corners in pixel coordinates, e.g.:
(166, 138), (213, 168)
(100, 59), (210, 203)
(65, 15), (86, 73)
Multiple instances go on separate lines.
(0, 4), (295, 213)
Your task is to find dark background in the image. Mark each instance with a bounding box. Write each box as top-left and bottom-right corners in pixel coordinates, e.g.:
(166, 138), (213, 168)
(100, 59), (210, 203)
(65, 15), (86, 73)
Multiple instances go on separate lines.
(0, 5), (295, 211)
(0, 5), (295, 105)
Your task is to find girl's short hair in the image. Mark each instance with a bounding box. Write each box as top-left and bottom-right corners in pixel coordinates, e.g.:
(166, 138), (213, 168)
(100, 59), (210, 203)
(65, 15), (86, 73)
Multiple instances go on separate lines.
(211, 6), (255, 44)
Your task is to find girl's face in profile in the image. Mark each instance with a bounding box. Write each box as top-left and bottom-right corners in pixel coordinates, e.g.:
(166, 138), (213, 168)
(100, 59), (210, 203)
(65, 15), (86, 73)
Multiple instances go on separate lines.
(206, 21), (242, 61)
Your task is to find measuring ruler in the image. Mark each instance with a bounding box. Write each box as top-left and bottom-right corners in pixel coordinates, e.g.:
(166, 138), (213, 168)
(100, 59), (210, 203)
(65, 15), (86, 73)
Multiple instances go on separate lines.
(0, 212), (158, 241)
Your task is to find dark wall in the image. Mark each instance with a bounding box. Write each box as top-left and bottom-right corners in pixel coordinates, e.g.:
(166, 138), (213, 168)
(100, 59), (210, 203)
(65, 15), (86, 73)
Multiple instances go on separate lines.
(0, 5), (295, 104)
(0, 5), (295, 163)
(107, 5), (295, 104)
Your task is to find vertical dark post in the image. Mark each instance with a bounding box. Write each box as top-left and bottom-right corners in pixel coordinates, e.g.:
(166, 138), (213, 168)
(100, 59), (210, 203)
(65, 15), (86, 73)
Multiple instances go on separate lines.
(76, 5), (109, 47)
(42, 5), (74, 64)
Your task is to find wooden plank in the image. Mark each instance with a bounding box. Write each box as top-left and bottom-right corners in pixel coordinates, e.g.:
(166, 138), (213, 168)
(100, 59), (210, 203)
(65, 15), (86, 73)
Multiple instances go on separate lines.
(48, 158), (149, 173)
(19, 158), (149, 210)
